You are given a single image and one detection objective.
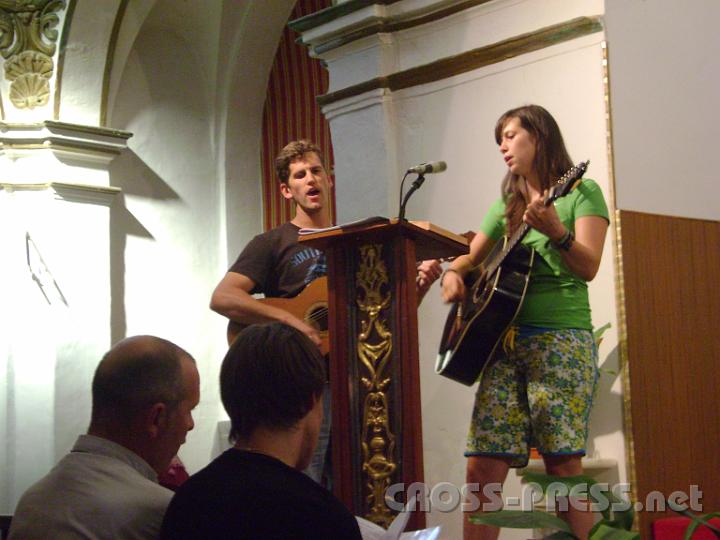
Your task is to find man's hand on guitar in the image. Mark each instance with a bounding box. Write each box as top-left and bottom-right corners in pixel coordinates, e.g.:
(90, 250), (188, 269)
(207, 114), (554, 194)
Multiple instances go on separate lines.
(284, 316), (323, 349)
(416, 259), (442, 295)
(441, 269), (465, 304)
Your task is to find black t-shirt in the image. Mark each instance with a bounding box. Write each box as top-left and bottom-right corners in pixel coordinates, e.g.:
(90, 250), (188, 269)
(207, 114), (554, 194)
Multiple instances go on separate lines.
(229, 222), (326, 298)
(159, 449), (361, 540)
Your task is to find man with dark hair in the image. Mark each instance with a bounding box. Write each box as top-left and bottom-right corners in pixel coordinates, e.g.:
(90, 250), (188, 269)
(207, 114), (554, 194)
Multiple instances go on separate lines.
(210, 139), (441, 483)
(9, 336), (200, 540)
(211, 140), (340, 346)
(160, 323), (362, 539)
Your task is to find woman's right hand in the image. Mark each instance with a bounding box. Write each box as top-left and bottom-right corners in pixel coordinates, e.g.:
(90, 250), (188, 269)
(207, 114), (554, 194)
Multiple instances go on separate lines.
(441, 269), (465, 303)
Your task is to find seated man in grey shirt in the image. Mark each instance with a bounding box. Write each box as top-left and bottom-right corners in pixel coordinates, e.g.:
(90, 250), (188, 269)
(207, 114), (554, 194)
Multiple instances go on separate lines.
(9, 335), (200, 540)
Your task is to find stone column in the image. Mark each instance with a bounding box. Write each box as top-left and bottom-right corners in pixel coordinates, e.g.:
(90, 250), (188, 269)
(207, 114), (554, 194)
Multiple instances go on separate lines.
(0, 121), (130, 512)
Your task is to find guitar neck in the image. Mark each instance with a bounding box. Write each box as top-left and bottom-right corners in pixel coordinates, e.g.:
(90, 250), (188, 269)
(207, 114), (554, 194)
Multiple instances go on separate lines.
(476, 161), (589, 285)
(484, 221), (531, 277)
(484, 183), (568, 276)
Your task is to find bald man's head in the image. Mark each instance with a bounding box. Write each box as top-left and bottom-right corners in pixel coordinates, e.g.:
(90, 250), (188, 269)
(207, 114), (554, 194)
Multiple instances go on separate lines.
(90, 336), (195, 430)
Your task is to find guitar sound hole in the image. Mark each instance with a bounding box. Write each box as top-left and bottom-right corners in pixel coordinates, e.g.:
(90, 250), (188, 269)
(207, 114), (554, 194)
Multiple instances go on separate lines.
(307, 304), (329, 333)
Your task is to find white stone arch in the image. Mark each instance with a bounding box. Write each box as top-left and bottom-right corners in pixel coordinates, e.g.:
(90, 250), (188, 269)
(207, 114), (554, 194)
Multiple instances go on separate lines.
(53, 0), (130, 124)
(215, 0), (296, 260)
(104, 0), (162, 127)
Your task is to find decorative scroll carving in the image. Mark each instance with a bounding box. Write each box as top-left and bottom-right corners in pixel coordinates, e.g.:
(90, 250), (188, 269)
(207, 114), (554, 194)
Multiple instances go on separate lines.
(1, 0), (66, 109)
(356, 243), (396, 527)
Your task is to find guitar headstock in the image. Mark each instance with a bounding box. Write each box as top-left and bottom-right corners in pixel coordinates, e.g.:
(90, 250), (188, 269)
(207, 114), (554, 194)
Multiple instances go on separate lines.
(547, 160), (589, 204)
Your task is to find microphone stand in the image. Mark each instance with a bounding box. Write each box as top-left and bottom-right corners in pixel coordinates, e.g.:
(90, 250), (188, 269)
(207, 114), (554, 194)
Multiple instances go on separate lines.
(398, 173), (426, 222)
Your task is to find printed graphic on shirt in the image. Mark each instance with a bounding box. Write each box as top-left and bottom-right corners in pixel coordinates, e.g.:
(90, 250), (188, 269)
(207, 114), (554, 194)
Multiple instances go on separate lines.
(303, 251), (327, 285)
(291, 248), (322, 268)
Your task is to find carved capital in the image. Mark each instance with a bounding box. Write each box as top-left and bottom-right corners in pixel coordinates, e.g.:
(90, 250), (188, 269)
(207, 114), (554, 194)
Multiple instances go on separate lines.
(1, 0), (66, 110)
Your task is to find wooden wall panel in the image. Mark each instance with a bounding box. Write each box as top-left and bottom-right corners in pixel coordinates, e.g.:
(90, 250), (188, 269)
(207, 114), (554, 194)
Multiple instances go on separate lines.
(619, 210), (720, 538)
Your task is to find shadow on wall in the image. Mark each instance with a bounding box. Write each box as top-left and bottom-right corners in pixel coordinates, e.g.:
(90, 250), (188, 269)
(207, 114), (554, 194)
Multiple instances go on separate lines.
(108, 149), (174, 343)
(587, 343), (623, 485)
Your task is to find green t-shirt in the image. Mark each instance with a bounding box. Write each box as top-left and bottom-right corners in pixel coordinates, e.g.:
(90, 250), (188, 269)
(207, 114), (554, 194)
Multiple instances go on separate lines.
(479, 178), (609, 330)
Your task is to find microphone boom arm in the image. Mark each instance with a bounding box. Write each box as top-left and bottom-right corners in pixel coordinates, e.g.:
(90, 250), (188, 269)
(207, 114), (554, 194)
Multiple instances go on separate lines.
(398, 173), (426, 222)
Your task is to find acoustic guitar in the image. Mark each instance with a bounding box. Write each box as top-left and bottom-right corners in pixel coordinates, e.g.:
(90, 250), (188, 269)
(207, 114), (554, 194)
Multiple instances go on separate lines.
(226, 276), (330, 354)
(436, 161), (589, 386)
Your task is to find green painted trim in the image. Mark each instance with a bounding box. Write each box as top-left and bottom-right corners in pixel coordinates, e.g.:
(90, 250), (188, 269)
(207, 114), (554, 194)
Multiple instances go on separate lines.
(0, 181), (121, 195)
(45, 120), (132, 139)
(318, 16), (604, 107)
(310, 0), (494, 54)
(100, 0), (130, 127)
(1, 120), (132, 139)
(54, 0), (77, 120)
(289, 0), (400, 33)
(0, 140), (122, 155)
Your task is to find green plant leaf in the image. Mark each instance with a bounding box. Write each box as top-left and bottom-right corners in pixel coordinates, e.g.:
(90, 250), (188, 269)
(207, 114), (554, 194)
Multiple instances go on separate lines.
(601, 515), (635, 533)
(597, 489), (634, 529)
(469, 510), (573, 533)
(544, 532), (578, 540)
(593, 322), (611, 343)
(589, 523), (640, 539)
(522, 472), (635, 529)
(681, 511), (720, 539)
(523, 471), (597, 492)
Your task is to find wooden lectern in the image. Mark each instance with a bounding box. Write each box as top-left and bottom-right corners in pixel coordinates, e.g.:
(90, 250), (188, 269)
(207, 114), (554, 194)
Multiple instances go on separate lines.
(301, 218), (468, 530)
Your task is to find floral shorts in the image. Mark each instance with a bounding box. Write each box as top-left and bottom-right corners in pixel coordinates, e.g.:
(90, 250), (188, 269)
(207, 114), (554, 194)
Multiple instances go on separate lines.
(465, 328), (598, 468)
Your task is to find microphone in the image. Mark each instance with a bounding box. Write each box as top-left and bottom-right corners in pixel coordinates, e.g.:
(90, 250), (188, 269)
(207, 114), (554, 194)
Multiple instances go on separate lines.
(406, 161), (447, 175)
(398, 160), (448, 221)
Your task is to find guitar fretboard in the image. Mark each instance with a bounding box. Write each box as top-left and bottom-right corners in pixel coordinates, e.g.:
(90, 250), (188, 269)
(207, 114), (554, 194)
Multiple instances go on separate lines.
(482, 161), (588, 278)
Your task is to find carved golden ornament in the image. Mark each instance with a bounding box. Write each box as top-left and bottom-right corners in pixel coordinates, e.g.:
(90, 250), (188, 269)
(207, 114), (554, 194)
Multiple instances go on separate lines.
(4, 49), (51, 78)
(356, 244), (396, 527)
(0, 0), (66, 59)
(1, 0), (66, 110)
(9, 71), (49, 108)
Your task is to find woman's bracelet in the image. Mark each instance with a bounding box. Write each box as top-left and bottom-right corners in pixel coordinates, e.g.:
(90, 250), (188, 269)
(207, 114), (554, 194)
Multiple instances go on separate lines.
(440, 268), (460, 286)
(552, 229), (575, 251)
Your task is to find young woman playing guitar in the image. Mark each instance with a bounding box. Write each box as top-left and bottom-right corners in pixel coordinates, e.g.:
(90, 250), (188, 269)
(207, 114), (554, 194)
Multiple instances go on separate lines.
(440, 105), (609, 540)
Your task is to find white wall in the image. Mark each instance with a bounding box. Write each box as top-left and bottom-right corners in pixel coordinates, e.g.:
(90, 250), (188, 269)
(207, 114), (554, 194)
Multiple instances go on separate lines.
(605, 0), (720, 221)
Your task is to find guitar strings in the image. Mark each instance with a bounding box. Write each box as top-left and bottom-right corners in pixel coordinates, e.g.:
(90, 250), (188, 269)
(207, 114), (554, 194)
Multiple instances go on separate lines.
(306, 308), (329, 324)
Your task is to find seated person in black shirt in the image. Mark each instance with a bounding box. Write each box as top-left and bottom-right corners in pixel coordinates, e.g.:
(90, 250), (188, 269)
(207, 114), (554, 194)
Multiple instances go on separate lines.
(159, 322), (362, 540)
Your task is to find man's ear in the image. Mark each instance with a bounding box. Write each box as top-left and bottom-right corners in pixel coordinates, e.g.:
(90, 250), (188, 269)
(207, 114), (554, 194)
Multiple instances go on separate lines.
(144, 402), (168, 439)
(279, 181), (294, 201)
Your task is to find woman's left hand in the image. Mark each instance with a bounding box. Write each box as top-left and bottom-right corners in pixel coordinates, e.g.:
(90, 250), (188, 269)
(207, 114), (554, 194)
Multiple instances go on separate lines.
(524, 190), (609, 282)
(523, 190), (566, 242)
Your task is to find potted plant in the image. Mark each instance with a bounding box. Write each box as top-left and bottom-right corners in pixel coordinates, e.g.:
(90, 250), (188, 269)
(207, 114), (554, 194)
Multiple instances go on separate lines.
(470, 471), (637, 539)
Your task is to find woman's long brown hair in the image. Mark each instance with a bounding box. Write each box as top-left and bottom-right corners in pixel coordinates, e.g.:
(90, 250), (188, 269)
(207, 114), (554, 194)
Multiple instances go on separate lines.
(494, 105), (573, 235)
